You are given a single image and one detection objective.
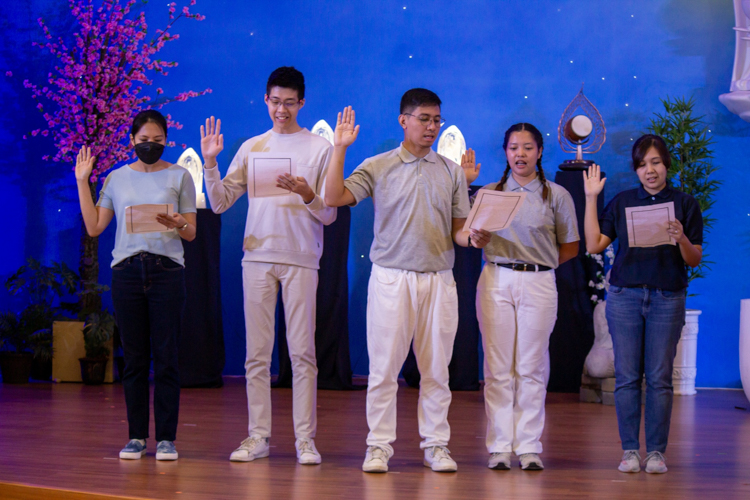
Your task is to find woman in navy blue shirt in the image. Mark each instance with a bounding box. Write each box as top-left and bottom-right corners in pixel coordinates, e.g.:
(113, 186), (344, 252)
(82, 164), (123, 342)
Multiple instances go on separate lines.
(583, 134), (703, 474)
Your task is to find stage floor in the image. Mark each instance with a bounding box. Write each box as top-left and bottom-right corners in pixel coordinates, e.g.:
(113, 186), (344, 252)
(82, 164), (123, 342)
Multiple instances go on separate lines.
(1, 378), (749, 499)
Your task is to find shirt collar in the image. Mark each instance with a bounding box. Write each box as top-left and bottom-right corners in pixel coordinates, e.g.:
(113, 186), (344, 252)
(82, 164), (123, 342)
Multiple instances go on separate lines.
(505, 175), (542, 193)
(398, 142), (438, 164)
(637, 183), (672, 199)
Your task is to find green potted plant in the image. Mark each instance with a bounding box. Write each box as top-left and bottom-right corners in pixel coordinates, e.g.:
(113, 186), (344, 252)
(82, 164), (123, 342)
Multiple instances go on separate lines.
(79, 310), (115, 385)
(1, 259), (77, 383)
(647, 95), (721, 395)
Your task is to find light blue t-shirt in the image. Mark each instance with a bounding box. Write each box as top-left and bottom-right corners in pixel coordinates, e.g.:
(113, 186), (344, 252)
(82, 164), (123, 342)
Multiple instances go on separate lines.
(97, 164), (197, 267)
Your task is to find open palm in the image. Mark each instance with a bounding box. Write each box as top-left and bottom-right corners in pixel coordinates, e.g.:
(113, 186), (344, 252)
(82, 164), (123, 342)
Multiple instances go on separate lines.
(334, 106), (360, 147)
(200, 116), (224, 160)
(75, 145), (96, 181)
(461, 148), (481, 184)
(583, 164), (606, 197)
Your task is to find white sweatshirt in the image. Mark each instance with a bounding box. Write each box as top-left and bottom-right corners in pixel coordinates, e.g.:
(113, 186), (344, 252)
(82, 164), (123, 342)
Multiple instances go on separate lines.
(204, 128), (336, 270)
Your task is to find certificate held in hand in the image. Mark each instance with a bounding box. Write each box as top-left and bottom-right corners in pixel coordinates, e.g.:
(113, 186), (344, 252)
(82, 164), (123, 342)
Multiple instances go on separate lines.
(463, 190), (526, 232)
(625, 201), (676, 248)
(125, 204), (174, 234)
(248, 153), (296, 198)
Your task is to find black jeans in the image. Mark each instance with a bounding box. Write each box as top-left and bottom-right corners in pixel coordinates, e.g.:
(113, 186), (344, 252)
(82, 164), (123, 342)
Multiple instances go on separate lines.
(112, 252), (185, 442)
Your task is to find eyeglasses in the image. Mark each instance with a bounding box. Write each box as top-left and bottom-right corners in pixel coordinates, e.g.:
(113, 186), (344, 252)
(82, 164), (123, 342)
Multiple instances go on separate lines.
(267, 98), (300, 109)
(404, 113), (445, 127)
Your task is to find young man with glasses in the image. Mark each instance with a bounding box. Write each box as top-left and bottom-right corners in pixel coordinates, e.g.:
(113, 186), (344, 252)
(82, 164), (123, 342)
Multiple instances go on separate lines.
(325, 89), (486, 473)
(199, 66), (336, 466)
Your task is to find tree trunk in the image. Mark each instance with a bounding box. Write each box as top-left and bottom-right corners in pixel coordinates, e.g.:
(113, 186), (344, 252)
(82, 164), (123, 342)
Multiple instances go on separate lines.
(79, 181), (101, 314)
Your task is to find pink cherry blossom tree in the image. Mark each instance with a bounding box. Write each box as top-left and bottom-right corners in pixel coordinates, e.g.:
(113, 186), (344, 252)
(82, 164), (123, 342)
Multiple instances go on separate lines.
(21, 0), (211, 310)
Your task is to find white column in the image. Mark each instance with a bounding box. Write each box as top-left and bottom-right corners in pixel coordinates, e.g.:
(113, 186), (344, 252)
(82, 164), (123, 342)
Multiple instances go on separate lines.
(673, 310), (701, 396)
(740, 299), (750, 404)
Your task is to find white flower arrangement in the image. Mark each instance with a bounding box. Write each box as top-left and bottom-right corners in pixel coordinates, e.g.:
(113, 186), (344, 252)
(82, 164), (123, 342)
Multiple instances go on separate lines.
(586, 244), (615, 304)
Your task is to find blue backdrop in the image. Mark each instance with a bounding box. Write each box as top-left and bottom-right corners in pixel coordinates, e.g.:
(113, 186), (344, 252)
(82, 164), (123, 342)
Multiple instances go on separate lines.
(1, 0), (747, 388)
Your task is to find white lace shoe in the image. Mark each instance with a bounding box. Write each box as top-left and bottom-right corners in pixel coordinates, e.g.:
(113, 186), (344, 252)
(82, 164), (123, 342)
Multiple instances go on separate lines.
(519, 453), (544, 470)
(296, 438), (322, 465)
(229, 436), (270, 462)
(423, 446), (457, 472)
(644, 451), (668, 474)
(618, 450), (641, 473)
(488, 452), (512, 470)
(362, 446), (390, 473)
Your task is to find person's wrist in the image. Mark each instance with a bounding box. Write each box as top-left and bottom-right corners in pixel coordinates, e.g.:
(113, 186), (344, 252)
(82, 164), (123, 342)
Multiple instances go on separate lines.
(178, 222), (189, 231)
(203, 157), (218, 168)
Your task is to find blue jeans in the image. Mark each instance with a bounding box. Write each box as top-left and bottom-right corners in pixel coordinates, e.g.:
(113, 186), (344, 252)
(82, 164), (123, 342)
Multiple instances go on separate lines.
(111, 252), (185, 442)
(606, 285), (685, 454)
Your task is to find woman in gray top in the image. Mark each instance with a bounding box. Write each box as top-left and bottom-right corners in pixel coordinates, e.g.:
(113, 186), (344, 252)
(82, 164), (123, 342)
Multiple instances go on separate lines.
(476, 123), (579, 471)
(75, 109), (197, 461)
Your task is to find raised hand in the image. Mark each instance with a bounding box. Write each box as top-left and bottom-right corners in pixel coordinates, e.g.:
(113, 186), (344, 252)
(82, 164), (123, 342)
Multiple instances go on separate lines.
(200, 116), (224, 163)
(461, 148), (481, 185)
(75, 145), (96, 182)
(334, 106), (360, 147)
(583, 164), (606, 197)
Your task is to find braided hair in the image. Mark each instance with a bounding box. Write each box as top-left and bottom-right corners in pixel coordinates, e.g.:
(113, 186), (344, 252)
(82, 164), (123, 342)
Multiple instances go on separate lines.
(496, 123), (549, 202)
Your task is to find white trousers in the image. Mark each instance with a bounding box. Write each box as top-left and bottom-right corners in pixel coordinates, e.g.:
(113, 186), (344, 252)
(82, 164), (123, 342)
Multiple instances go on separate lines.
(365, 264), (459, 456)
(476, 264), (558, 455)
(242, 261), (318, 439)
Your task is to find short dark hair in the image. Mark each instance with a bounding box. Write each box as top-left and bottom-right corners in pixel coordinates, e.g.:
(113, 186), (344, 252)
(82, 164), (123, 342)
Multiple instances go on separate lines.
(632, 134), (671, 171)
(131, 109), (167, 138)
(266, 66), (305, 100)
(400, 88), (442, 114)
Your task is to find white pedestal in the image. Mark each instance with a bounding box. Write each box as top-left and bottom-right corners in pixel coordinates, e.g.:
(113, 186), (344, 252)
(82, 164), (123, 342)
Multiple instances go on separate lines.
(740, 299), (750, 403)
(673, 310), (701, 396)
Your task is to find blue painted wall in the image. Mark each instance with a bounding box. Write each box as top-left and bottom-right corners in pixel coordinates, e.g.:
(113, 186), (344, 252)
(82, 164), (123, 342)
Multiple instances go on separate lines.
(1, 0), (747, 388)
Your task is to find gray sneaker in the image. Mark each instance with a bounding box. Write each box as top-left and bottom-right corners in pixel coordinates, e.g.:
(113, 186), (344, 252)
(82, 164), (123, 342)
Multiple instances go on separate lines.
(618, 450), (641, 473)
(644, 451), (668, 474)
(119, 439), (147, 460)
(519, 453), (544, 470)
(362, 446), (390, 473)
(155, 440), (178, 461)
(488, 452), (512, 470)
(230, 436), (270, 462)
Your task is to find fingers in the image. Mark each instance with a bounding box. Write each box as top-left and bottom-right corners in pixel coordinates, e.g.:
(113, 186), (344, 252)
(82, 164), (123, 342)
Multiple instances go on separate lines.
(336, 111), (342, 127)
(215, 118), (221, 139)
(475, 162), (481, 173)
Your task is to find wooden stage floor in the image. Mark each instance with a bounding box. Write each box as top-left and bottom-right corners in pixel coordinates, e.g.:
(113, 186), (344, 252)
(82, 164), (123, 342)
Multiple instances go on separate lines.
(1, 377), (749, 499)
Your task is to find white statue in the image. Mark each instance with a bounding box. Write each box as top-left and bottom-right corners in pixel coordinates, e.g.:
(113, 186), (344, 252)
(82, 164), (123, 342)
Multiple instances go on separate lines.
(718, 1), (750, 121)
(311, 120), (334, 145)
(437, 125), (466, 166)
(176, 147), (206, 209)
(584, 301), (615, 378)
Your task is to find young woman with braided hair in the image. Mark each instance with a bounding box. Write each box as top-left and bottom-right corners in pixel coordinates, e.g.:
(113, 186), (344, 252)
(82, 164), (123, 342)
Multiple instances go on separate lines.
(472, 123), (579, 471)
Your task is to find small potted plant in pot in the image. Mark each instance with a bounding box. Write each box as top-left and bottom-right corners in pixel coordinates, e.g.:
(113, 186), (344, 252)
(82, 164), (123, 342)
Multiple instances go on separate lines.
(79, 310), (115, 385)
(2, 258), (78, 383)
(0, 306), (54, 383)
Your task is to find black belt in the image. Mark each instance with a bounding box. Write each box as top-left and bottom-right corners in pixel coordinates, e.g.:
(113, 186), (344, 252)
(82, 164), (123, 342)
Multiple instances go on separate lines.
(492, 262), (552, 272)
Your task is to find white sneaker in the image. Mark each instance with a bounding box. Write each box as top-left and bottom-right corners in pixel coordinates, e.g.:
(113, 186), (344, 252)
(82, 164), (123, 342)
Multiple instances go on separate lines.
(362, 446), (390, 473)
(229, 436), (270, 462)
(423, 446), (457, 472)
(519, 453), (544, 470)
(618, 450), (641, 473)
(644, 451), (668, 474)
(296, 438), (322, 465)
(488, 452), (511, 470)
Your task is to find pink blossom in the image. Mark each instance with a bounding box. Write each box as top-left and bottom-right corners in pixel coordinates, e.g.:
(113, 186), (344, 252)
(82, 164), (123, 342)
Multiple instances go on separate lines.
(5, 71), (11, 77)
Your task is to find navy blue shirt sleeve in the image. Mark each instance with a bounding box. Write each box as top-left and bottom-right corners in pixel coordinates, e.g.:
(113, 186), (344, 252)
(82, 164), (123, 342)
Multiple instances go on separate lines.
(682, 194), (703, 246)
(599, 196), (619, 241)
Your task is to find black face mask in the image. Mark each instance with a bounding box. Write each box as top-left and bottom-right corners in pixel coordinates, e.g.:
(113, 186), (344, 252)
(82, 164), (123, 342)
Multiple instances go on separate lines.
(134, 142), (165, 165)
